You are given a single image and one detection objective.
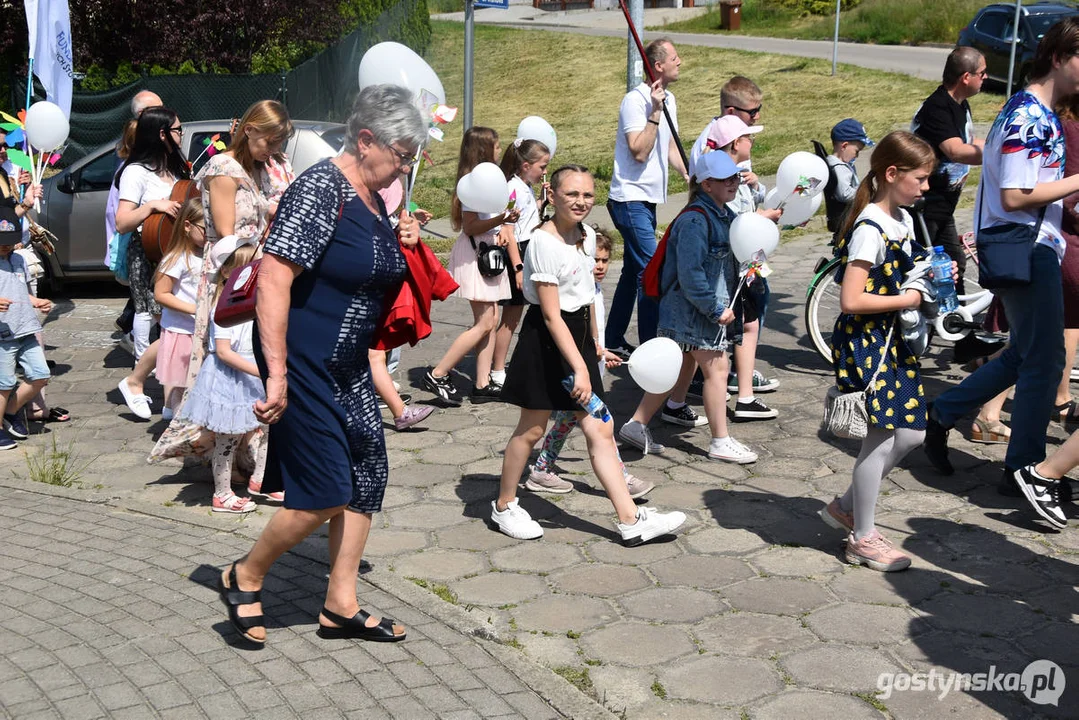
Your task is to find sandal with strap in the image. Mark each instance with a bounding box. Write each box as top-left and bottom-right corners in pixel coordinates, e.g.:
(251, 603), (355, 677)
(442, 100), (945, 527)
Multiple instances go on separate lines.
(1055, 400), (1079, 427)
(971, 417), (1010, 444)
(219, 562), (266, 644)
(317, 606), (406, 642)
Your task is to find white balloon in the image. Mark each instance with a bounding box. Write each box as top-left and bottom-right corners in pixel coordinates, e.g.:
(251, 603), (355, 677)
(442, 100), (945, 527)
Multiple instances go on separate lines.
(763, 187), (781, 210)
(516, 116), (557, 157)
(626, 338), (683, 394)
(775, 151), (829, 199)
(778, 192), (823, 228)
(24, 101), (69, 151)
(730, 212), (780, 263)
(457, 162), (509, 215)
(358, 42), (446, 104)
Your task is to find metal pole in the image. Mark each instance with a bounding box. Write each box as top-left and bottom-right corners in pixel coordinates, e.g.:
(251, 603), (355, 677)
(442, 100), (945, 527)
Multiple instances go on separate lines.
(464, 0), (475, 129)
(627, 0), (644, 91)
(1006, 0), (1022, 97)
(831, 0), (841, 76)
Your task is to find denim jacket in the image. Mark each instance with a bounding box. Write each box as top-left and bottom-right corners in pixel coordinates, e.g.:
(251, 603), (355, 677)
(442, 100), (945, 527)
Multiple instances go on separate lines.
(657, 193), (741, 350)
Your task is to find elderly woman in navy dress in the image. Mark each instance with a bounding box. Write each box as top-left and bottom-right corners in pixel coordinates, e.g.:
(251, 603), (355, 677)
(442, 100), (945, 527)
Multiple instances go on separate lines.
(217, 85), (425, 644)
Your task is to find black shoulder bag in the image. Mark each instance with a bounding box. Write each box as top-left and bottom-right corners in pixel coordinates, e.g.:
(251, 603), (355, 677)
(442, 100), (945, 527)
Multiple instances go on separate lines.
(974, 181), (1045, 289)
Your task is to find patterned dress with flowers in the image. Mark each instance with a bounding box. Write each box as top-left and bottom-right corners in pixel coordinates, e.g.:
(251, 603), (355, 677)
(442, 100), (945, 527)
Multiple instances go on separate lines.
(831, 219), (929, 430)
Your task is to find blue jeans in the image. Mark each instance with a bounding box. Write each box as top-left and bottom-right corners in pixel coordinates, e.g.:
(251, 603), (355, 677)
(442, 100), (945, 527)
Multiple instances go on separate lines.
(0, 335), (49, 391)
(933, 244), (1065, 469)
(605, 200), (659, 347)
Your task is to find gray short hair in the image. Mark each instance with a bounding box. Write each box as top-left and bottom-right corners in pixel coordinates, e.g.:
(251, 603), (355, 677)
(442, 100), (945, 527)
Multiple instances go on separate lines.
(346, 85), (429, 155)
(131, 90), (162, 117)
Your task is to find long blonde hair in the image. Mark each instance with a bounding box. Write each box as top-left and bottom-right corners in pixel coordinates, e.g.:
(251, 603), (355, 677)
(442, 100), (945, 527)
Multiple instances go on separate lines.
(451, 126), (500, 231)
(213, 243), (260, 305)
(836, 131), (936, 242)
(229, 100), (294, 177)
(157, 198), (205, 276)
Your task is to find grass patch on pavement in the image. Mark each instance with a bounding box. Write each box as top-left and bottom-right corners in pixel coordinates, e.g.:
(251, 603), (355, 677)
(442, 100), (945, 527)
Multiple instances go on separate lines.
(553, 665), (594, 695)
(24, 433), (97, 487)
(416, 21), (1000, 220)
(657, 0), (989, 46)
(407, 576), (459, 604)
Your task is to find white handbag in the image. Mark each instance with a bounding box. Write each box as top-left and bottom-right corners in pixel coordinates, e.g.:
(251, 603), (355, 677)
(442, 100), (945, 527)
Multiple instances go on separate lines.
(822, 321), (895, 440)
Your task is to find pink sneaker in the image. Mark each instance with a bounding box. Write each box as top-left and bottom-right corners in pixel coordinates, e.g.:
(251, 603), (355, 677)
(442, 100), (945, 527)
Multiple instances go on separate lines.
(819, 497), (854, 532)
(394, 405), (436, 431)
(524, 466), (573, 494)
(845, 529), (911, 572)
(248, 479), (284, 503)
(212, 492), (256, 514)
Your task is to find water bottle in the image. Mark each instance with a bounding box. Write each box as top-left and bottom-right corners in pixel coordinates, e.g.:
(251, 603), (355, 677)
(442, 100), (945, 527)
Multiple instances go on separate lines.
(561, 375), (612, 423)
(930, 246), (959, 313)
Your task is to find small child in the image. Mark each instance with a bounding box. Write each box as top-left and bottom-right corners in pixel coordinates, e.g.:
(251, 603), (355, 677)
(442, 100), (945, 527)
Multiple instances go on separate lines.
(528, 229), (654, 499)
(0, 200), (52, 449)
(820, 130), (941, 571)
(825, 118), (874, 234)
(178, 244), (273, 513)
(153, 198), (207, 420)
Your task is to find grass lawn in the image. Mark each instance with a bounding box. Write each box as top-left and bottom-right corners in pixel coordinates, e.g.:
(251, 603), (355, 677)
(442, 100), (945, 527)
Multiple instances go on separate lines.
(414, 21), (1002, 221)
(656, 0), (994, 46)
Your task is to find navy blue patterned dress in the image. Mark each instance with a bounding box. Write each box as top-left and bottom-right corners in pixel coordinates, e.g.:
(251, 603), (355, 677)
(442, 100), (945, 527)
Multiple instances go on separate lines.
(255, 160), (406, 512)
(831, 218), (929, 431)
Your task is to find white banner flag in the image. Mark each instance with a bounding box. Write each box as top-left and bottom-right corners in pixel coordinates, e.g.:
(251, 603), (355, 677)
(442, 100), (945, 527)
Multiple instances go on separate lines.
(24, 0), (74, 117)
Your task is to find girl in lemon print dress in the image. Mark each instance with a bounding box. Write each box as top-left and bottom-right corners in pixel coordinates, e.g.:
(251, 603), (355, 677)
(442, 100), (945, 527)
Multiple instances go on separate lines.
(819, 131), (952, 573)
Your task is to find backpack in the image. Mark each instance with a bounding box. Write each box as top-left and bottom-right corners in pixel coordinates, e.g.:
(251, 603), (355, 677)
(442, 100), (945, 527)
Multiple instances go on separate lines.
(642, 206), (707, 299)
(812, 139), (845, 234)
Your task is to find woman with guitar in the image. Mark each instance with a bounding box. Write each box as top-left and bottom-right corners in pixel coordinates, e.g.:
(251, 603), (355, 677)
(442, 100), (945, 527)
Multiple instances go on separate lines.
(114, 107), (191, 420)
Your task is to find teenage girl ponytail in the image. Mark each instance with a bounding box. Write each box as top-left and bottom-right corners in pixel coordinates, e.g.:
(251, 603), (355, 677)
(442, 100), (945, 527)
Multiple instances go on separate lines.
(836, 130), (936, 242)
(499, 138), (550, 181)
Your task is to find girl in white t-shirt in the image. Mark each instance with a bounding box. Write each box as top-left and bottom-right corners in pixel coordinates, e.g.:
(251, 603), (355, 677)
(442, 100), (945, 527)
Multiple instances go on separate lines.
(153, 199), (206, 419)
(490, 138), (551, 387)
(425, 127), (520, 405)
(823, 131), (944, 572)
(493, 165), (687, 547)
(177, 244), (271, 514)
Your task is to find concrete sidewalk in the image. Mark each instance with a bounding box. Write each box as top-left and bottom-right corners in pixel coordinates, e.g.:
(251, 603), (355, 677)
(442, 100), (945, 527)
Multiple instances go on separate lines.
(0, 223), (1075, 718)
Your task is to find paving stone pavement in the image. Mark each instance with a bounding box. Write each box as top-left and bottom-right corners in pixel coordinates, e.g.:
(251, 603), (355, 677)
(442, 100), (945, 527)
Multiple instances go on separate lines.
(1, 227), (1077, 719)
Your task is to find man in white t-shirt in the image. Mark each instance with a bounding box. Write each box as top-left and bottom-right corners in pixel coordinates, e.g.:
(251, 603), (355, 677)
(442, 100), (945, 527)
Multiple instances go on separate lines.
(605, 38), (689, 358)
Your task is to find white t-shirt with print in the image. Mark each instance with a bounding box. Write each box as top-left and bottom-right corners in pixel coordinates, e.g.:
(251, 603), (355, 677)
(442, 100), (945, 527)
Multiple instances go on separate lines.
(846, 203), (916, 268)
(975, 90), (1065, 260)
(461, 201), (500, 246)
(609, 83), (677, 204)
(159, 251), (202, 334)
(210, 318), (255, 360)
(118, 163), (176, 232)
(524, 225), (597, 312)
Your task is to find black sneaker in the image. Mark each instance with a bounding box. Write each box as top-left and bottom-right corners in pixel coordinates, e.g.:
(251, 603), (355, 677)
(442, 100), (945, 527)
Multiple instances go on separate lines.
(377, 393), (412, 410)
(471, 384), (502, 404)
(660, 403), (707, 427)
(422, 369), (462, 406)
(923, 404), (954, 475)
(999, 467), (1021, 497)
(607, 344), (636, 362)
(4, 411), (28, 440)
(686, 377), (704, 400)
(0, 427), (15, 450)
(1013, 465), (1068, 529)
(733, 398), (778, 421)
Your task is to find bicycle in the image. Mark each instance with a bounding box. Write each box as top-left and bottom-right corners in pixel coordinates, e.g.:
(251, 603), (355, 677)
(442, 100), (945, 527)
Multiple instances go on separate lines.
(804, 222), (995, 365)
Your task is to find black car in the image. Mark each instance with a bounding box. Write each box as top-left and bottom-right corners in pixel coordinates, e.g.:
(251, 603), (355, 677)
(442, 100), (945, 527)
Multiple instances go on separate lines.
(958, 2), (1079, 86)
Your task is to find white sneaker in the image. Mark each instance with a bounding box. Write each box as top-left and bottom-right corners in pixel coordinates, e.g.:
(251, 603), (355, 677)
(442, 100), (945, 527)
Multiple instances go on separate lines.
(617, 506), (687, 547)
(117, 378), (152, 420)
(618, 420), (665, 455)
(708, 436), (758, 464)
(490, 499), (543, 539)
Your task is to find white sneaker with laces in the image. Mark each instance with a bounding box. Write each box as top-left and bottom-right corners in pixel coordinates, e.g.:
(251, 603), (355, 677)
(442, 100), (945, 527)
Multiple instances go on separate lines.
(617, 506), (687, 547)
(618, 420), (665, 455)
(491, 499), (544, 539)
(117, 378), (152, 420)
(708, 436), (758, 464)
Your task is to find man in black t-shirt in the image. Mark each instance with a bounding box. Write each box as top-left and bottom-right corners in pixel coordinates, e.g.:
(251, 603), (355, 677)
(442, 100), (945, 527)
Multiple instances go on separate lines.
(912, 47), (987, 296)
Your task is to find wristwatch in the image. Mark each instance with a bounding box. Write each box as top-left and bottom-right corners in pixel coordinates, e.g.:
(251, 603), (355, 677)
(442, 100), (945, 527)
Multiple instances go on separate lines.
(514, 263), (524, 272)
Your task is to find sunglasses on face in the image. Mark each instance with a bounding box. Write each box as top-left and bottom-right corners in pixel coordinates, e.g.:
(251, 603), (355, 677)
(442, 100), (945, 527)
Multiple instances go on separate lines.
(732, 105), (762, 117)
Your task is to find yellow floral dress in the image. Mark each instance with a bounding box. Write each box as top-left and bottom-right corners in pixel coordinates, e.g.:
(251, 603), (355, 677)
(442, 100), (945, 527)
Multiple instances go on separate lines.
(831, 219), (928, 430)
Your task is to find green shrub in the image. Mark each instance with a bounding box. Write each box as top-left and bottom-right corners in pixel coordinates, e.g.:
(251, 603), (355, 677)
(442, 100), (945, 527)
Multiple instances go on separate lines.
(112, 62), (139, 88)
(772, 0), (860, 15)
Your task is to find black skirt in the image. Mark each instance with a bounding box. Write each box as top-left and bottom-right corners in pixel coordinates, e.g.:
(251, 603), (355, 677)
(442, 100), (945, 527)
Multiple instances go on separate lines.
(501, 303), (604, 411)
(499, 240), (529, 307)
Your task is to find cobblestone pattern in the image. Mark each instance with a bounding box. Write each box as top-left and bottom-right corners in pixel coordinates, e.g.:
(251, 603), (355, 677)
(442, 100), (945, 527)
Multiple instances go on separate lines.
(2, 228), (1076, 719)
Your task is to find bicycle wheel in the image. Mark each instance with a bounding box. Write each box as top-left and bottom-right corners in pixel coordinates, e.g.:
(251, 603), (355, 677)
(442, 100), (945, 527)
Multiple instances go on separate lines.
(805, 258), (842, 365)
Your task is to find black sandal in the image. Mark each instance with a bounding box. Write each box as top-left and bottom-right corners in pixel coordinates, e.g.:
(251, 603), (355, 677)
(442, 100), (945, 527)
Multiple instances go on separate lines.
(1055, 400), (1079, 426)
(219, 562), (265, 644)
(317, 606), (406, 642)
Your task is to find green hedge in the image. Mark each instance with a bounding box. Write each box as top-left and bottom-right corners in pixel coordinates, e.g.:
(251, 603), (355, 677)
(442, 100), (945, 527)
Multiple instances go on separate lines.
(772, 0), (861, 16)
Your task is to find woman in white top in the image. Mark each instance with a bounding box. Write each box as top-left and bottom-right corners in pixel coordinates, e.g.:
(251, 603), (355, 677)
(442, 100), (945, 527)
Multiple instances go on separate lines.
(493, 165), (687, 547)
(490, 138), (550, 387)
(114, 108), (190, 420)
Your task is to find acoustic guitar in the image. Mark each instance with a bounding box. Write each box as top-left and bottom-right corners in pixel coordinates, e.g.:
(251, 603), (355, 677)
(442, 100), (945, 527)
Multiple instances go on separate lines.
(141, 179), (199, 262)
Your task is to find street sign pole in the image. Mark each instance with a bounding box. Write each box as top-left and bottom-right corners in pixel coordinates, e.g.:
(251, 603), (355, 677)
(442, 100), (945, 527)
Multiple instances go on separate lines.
(464, 0), (475, 129)
(832, 0), (841, 76)
(627, 0), (644, 91)
(1006, 0), (1022, 97)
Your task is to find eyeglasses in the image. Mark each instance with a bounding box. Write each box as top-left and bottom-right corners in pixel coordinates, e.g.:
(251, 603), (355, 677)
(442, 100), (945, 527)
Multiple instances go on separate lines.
(386, 144), (417, 167)
(731, 105), (762, 118)
(169, 126), (184, 137)
(974, 69), (988, 78)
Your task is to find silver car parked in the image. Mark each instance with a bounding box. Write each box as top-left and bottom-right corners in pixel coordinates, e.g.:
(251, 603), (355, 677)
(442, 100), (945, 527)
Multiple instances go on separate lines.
(37, 119), (346, 286)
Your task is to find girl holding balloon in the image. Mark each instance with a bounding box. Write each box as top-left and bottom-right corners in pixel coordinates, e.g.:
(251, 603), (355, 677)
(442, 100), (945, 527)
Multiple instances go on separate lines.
(494, 165), (686, 545)
(423, 127), (518, 406)
(821, 130), (947, 572)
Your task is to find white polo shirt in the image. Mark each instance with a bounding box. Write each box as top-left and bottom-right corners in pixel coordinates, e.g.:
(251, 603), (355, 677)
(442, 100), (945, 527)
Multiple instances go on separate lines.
(608, 83), (677, 204)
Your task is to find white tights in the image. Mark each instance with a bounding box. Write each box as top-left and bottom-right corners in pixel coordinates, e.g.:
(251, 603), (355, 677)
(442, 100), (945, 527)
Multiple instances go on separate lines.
(840, 427), (925, 540)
